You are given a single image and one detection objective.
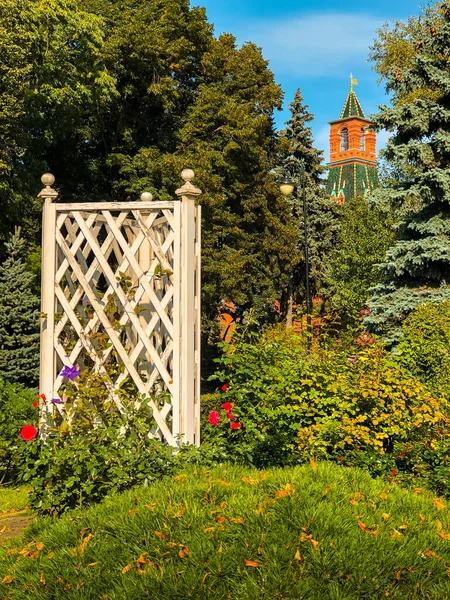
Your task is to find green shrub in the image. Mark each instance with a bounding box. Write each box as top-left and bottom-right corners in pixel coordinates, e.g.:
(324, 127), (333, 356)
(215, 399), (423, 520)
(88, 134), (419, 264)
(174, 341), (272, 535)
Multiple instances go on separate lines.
(206, 329), (447, 472)
(3, 463), (450, 599)
(0, 379), (37, 484)
(395, 301), (450, 396)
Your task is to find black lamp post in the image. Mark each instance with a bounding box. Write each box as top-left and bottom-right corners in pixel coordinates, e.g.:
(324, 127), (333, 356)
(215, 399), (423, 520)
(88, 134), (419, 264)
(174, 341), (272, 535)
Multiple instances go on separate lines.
(279, 172), (312, 342)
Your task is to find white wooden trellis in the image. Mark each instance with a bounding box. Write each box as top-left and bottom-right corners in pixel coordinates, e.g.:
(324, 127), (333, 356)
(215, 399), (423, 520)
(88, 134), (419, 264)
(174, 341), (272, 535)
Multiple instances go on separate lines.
(38, 170), (202, 447)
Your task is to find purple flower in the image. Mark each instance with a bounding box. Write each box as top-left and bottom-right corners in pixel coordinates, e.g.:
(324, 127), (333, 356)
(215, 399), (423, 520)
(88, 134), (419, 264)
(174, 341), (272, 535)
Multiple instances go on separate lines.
(51, 398), (63, 405)
(60, 365), (80, 380)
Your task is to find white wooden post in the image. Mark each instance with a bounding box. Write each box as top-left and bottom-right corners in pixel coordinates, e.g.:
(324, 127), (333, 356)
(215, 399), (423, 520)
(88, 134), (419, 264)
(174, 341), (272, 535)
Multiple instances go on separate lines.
(176, 169), (202, 445)
(38, 174), (58, 434)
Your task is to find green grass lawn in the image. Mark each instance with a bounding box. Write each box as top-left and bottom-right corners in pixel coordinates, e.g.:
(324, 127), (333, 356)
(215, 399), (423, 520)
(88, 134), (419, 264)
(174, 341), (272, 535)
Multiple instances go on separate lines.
(2, 462), (450, 598)
(0, 485), (31, 516)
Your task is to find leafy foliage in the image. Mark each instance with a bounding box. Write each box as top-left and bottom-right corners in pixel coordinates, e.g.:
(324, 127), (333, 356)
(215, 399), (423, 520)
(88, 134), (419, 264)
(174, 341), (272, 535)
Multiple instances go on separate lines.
(326, 196), (395, 325)
(0, 0), (296, 324)
(0, 229), (39, 386)
(0, 379), (37, 484)
(206, 328), (447, 472)
(394, 301), (450, 396)
(366, 1), (450, 342)
(4, 463), (450, 599)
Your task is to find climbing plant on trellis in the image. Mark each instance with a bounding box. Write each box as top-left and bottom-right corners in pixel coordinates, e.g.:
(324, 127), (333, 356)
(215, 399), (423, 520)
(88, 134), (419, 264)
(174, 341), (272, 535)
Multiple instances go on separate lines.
(38, 170), (201, 447)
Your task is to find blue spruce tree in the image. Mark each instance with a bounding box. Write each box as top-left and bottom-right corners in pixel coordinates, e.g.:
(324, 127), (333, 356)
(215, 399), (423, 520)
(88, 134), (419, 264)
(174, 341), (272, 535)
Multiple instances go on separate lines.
(0, 228), (39, 386)
(365, 1), (450, 342)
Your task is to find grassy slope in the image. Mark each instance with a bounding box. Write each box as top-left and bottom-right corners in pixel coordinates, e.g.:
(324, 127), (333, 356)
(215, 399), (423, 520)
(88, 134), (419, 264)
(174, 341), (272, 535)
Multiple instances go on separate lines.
(2, 463), (450, 599)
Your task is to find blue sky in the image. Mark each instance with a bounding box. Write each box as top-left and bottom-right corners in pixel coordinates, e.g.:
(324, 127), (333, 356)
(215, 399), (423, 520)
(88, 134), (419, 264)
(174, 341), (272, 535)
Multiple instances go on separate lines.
(195, 0), (422, 159)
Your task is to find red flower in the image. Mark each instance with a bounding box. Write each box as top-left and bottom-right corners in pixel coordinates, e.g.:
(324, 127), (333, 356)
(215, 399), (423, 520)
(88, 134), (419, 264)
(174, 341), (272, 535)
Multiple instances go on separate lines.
(32, 401), (39, 408)
(20, 425), (37, 441)
(209, 411), (220, 426)
(37, 393), (46, 401)
(226, 412), (236, 421)
(391, 469), (397, 475)
(221, 384), (228, 392)
(230, 422), (241, 430)
(221, 402), (233, 411)
(338, 456), (344, 462)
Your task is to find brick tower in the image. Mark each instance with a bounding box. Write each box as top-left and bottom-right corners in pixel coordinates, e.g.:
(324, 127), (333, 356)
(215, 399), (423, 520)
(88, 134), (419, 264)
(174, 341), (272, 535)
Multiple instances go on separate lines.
(325, 75), (380, 202)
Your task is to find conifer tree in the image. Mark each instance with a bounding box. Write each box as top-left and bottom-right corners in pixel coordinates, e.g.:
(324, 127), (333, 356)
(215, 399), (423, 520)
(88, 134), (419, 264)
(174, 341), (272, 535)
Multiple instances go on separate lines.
(0, 228), (39, 386)
(279, 89), (340, 324)
(365, 1), (450, 342)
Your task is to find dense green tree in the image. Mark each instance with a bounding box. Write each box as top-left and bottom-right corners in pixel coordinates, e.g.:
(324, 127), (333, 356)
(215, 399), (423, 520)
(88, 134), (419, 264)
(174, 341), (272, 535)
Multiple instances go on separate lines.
(278, 89), (340, 323)
(365, 1), (450, 342)
(0, 229), (39, 386)
(0, 0), (296, 328)
(326, 196), (395, 326)
(112, 32), (298, 324)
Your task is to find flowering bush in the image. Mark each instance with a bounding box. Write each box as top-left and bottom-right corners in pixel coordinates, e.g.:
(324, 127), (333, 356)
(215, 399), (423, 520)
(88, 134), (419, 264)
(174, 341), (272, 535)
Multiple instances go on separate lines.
(19, 368), (182, 515)
(0, 378), (38, 483)
(205, 328), (449, 484)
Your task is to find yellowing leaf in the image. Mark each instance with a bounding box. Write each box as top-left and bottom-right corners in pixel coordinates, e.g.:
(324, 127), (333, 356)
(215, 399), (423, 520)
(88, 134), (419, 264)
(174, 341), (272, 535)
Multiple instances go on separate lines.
(217, 543), (222, 553)
(136, 554), (147, 565)
(231, 517), (245, 524)
(88, 562), (98, 567)
(36, 542), (44, 552)
(40, 572), (46, 585)
(323, 484), (331, 497)
(390, 529), (403, 540)
(399, 524), (408, 530)
(178, 546), (191, 559)
(309, 458), (317, 471)
(121, 564), (133, 574)
(241, 476), (258, 486)
(244, 559), (260, 567)
(425, 549), (436, 558)
(434, 498), (445, 511)
(216, 478), (231, 487)
(2, 575), (14, 584)
(216, 516), (225, 524)
(275, 483), (294, 498)
(382, 513), (390, 521)
(436, 520), (443, 532)
(204, 527), (215, 533)
(419, 514), (426, 521)
(300, 532), (320, 550)
(0, 525), (7, 534)
(154, 531), (168, 540)
(294, 549), (301, 561)
(78, 533), (93, 554)
(349, 499), (359, 506)
(357, 520), (378, 538)
(379, 493), (388, 500)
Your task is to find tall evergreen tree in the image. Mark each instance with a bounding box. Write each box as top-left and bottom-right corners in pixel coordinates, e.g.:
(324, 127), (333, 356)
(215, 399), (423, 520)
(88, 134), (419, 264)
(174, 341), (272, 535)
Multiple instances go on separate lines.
(279, 89), (340, 324)
(0, 228), (39, 386)
(365, 1), (450, 342)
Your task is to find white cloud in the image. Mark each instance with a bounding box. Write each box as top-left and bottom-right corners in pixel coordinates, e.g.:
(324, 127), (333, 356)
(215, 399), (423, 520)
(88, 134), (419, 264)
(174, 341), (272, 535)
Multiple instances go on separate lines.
(237, 12), (385, 77)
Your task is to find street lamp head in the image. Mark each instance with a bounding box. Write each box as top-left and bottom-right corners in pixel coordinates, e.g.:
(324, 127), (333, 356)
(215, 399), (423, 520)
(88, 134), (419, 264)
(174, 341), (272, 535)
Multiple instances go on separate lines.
(279, 178), (295, 197)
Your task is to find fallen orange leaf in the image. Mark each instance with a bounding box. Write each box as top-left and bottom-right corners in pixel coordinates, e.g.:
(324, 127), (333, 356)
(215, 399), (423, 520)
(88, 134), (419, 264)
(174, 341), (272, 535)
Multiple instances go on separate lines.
(275, 483), (294, 498)
(294, 549), (301, 561)
(309, 458), (317, 471)
(244, 559), (260, 567)
(40, 572), (46, 585)
(2, 575), (13, 584)
(434, 498), (445, 511)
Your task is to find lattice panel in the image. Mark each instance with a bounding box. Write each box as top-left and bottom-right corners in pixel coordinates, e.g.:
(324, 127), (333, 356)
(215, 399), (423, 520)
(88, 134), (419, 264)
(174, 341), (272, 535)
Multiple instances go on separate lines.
(40, 170), (201, 447)
(49, 204), (179, 443)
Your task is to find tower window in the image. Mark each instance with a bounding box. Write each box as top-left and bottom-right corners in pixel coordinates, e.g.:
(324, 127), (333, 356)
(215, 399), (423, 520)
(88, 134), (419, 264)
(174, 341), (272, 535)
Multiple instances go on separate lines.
(340, 127), (348, 151)
(360, 128), (366, 151)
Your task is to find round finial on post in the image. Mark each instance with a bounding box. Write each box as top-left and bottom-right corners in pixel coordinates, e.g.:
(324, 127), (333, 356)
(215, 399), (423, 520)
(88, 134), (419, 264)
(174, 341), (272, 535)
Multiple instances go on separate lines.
(38, 173), (58, 201)
(41, 173), (55, 187)
(140, 192), (153, 202)
(181, 168), (195, 183)
(176, 168), (202, 199)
